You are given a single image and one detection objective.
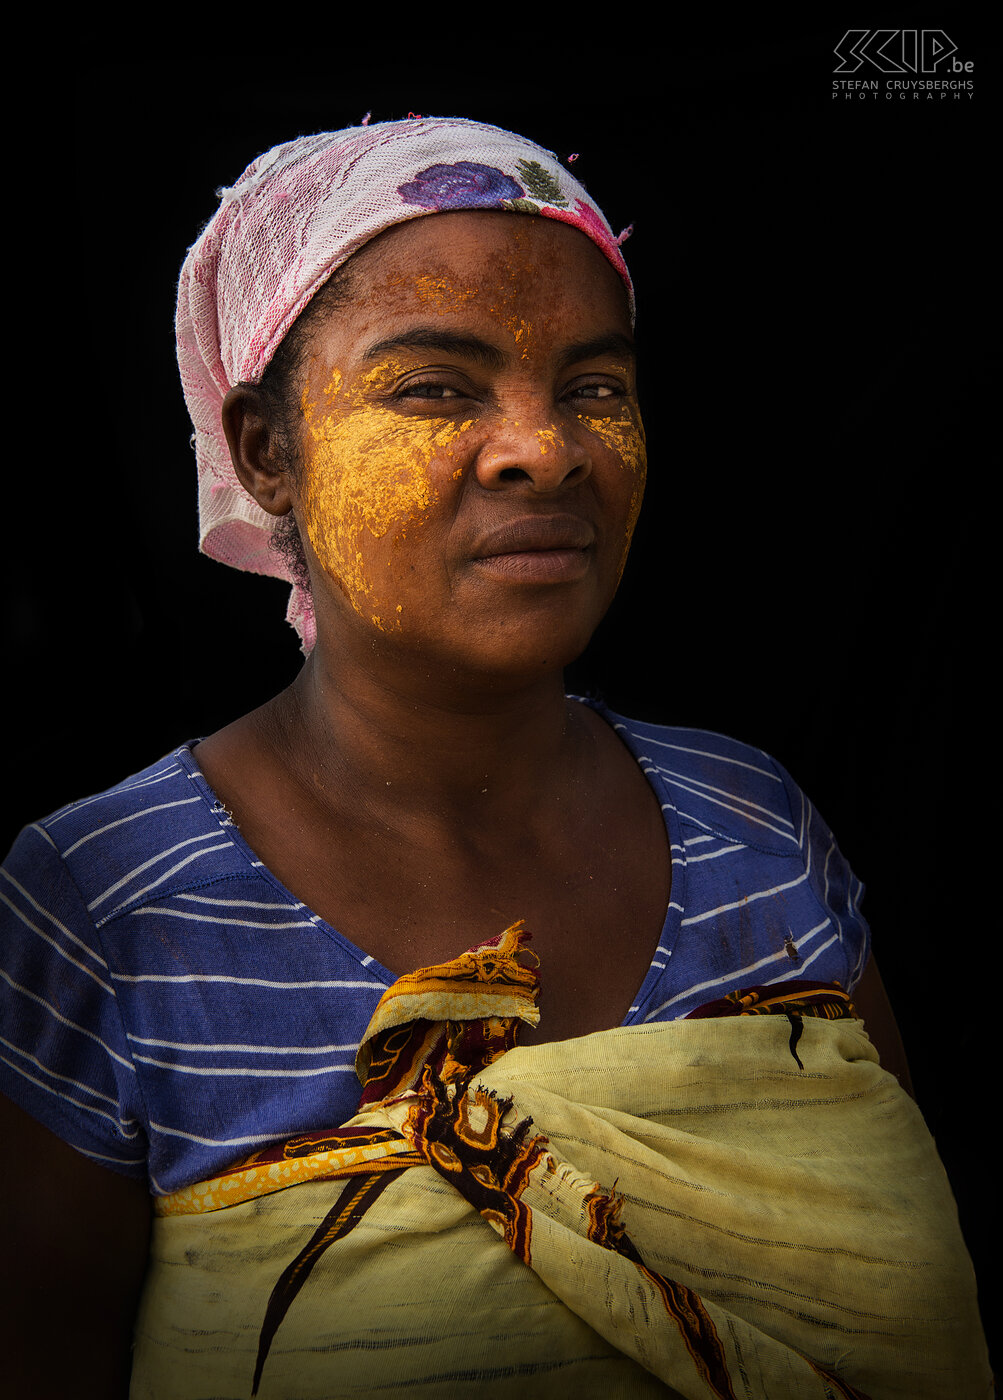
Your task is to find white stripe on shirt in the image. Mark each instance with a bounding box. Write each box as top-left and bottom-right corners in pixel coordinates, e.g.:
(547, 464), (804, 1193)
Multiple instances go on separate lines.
(126, 1035), (359, 1054)
(44, 764), (184, 824)
(665, 779), (799, 843)
(0, 891), (115, 994)
(0, 868), (109, 968)
(649, 766), (793, 828)
(684, 845), (745, 864)
(619, 728), (782, 780)
(124, 907), (318, 931)
(149, 1121), (285, 1149)
(680, 873), (809, 926)
(110, 973), (385, 990)
(643, 922), (831, 1020)
(0, 1053), (140, 1136)
(177, 893), (307, 911)
(0, 1036), (122, 1109)
(133, 1054), (357, 1078)
(62, 797), (204, 856)
(87, 832), (229, 911)
(95, 843), (235, 923)
(0, 967), (136, 1071)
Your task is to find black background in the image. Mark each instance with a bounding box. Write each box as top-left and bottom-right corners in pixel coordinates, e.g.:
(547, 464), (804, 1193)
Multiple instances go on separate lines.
(7, 32), (996, 1365)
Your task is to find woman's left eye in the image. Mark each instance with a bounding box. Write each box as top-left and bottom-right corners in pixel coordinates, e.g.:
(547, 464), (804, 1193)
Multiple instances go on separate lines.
(398, 382), (462, 400)
(563, 375), (627, 403)
(563, 380), (627, 408)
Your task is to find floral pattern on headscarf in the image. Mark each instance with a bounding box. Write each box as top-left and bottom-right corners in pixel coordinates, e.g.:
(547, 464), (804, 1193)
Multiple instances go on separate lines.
(397, 160), (626, 280)
(398, 162), (524, 210)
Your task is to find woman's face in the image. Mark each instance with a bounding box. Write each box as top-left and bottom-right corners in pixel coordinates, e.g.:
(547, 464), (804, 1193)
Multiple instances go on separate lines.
(291, 210), (645, 678)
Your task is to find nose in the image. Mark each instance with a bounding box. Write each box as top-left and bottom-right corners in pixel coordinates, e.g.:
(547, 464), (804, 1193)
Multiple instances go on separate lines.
(474, 415), (592, 493)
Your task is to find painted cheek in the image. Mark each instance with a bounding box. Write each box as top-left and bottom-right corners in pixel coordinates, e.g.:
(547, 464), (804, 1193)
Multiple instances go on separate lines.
(577, 408), (648, 579)
(301, 381), (472, 629)
(578, 406), (647, 476)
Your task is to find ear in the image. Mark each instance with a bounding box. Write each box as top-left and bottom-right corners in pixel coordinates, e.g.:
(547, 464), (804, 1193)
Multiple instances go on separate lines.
(221, 385), (296, 516)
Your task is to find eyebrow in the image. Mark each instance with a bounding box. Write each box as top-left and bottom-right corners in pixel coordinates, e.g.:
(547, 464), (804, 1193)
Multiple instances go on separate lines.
(361, 328), (636, 372)
(555, 333), (636, 372)
(363, 329), (507, 369)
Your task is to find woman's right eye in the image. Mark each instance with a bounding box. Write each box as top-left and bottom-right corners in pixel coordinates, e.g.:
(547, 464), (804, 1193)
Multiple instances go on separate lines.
(397, 381), (463, 401)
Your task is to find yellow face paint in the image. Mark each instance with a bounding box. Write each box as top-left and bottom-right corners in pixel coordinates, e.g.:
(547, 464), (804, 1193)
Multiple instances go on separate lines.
(534, 427), (563, 455)
(578, 409), (646, 475)
(495, 313), (532, 360)
(382, 258), (535, 352)
(578, 405), (648, 580)
(407, 273), (478, 313)
(300, 363), (472, 629)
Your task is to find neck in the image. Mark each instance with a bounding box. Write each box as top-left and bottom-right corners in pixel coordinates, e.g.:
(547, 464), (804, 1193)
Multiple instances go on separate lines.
(260, 645), (595, 836)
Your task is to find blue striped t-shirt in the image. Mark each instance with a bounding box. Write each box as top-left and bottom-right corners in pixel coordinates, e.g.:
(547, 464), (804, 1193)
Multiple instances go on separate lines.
(0, 704), (869, 1196)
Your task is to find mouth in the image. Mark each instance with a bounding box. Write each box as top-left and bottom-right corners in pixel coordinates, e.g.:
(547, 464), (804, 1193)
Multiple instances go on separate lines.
(470, 515), (595, 583)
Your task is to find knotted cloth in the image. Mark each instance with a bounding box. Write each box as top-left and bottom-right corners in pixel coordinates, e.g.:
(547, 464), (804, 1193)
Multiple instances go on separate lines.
(176, 118), (634, 650)
(134, 929), (992, 1399)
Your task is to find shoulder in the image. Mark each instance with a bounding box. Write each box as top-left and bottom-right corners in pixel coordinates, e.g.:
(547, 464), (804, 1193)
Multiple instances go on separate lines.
(1, 744), (267, 1180)
(32, 746), (205, 848)
(0, 755), (216, 1177)
(588, 703), (872, 995)
(6, 744), (247, 926)
(592, 705), (801, 854)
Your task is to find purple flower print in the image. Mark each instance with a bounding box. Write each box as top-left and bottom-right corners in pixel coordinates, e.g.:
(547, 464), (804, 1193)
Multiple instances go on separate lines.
(398, 162), (524, 211)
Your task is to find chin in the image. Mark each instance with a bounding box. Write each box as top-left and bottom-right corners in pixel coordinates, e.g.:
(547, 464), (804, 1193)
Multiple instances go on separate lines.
(456, 612), (604, 684)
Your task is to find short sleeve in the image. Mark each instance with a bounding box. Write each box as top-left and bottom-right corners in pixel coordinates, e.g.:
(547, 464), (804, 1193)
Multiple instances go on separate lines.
(772, 761), (871, 992)
(0, 823), (148, 1178)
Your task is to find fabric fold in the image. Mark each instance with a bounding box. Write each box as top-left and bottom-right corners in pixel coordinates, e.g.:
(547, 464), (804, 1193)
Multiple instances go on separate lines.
(133, 928), (991, 1400)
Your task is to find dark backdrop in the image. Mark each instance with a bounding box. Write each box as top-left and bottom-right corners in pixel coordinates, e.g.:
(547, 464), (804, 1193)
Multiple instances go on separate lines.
(7, 34), (996, 1362)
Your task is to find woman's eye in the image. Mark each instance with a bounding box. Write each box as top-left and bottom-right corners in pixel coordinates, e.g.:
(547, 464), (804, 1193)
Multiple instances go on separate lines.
(569, 382), (622, 402)
(399, 382), (462, 400)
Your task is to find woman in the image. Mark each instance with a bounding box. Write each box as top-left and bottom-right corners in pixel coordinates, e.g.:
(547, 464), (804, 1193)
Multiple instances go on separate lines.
(1, 119), (989, 1398)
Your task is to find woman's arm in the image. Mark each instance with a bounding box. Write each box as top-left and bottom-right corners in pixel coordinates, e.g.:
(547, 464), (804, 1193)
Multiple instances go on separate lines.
(851, 955), (915, 1098)
(0, 1094), (152, 1400)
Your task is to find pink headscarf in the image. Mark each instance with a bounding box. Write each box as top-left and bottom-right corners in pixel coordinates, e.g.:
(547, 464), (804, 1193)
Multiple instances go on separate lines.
(176, 117), (634, 651)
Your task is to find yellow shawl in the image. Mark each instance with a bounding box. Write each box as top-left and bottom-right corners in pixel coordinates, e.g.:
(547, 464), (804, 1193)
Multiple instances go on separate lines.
(131, 927), (991, 1399)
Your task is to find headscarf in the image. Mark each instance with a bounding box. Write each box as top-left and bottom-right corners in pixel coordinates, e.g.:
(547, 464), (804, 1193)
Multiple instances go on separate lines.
(176, 116), (635, 651)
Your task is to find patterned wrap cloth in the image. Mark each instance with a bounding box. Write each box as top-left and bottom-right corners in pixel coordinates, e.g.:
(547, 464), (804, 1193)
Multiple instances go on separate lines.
(176, 118), (634, 651)
(132, 928), (992, 1399)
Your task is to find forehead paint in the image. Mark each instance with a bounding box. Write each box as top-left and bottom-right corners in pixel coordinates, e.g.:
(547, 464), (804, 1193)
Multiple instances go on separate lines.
(488, 311), (532, 360)
(411, 274), (478, 311)
(301, 366), (471, 629)
(384, 270), (480, 314)
(394, 262), (536, 359)
(379, 230), (547, 360)
(493, 224), (551, 360)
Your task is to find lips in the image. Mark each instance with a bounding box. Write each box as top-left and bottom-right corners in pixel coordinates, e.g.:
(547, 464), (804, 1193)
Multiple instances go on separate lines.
(472, 514), (595, 558)
(470, 514), (595, 583)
